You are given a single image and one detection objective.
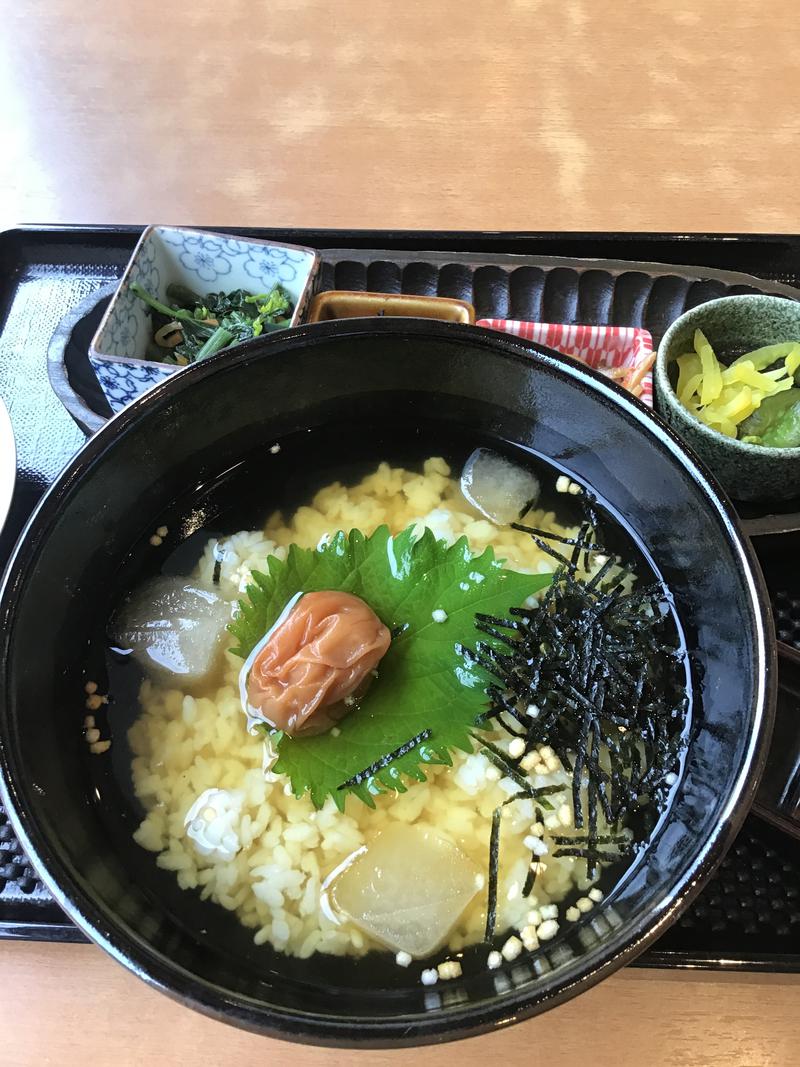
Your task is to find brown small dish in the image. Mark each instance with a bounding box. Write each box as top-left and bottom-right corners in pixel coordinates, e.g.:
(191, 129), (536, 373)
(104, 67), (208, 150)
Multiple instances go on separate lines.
(307, 290), (475, 325)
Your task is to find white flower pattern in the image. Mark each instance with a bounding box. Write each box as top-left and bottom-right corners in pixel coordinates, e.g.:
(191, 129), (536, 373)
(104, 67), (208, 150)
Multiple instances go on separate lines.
(178, 237), (233, 283)
(243, 246), (306, 286)
(89, 357), (176, 413)
(108, 311), (139, 359)
(159, 232), (310, 286)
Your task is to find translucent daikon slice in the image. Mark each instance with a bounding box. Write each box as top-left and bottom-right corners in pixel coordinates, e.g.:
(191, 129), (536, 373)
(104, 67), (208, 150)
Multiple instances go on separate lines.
(461, 448), (540, 526)
(326, 823), (482, 958)
(113, 576), (231, 689)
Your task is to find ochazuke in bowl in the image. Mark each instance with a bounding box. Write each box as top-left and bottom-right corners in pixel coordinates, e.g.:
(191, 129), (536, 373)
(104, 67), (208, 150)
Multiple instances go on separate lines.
(0, 320), (774, 1045)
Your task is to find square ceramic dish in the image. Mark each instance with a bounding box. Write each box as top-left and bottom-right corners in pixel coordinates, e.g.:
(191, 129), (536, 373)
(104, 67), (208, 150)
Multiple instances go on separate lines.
(478, 320), (655, 406)
(89, 226), (319, 412)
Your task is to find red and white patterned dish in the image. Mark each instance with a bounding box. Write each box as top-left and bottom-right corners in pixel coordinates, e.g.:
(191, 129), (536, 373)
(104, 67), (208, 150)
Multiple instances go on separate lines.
(477, 320), (655, 407)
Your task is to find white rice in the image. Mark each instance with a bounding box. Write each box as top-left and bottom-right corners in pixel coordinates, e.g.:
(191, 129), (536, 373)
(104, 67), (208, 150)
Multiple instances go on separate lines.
(128, 458), (598, 958)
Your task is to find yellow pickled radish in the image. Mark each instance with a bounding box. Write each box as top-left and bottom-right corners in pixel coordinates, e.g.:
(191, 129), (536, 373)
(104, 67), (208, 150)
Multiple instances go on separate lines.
(694, 330), (723, 406)
(681, 375), (704, 405)
(762, 366), (792, 381)
(699, 409), (737, 437)
(722, 360), (788, 394)
(676, 353), (702, 404)
(675, 329), (800, 443)
(715, 386), (757, 423)
(770, 375), (795, 394)
(729, 342), (799, 370)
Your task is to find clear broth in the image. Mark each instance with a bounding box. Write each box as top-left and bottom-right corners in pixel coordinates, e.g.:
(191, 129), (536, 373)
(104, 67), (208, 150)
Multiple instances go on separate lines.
(86, 418), (692, 989)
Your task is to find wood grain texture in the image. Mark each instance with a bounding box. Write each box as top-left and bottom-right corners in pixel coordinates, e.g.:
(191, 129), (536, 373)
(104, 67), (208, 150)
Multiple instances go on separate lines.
(0, 942), (798, 1067)
(1, 0), (799, 231)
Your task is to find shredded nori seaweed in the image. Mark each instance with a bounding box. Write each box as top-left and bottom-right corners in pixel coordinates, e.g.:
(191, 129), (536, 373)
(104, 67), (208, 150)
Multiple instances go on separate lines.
(521, 803), (546, 898)
(212, 541), (225, 586)
(337, 729), (433, 790)
(485, 807), (502, 941)
(521, 858), (538, 899)
(468, 492), (688, 880)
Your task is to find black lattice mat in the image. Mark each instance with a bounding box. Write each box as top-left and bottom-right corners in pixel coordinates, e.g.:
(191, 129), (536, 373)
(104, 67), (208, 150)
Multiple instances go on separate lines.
(2, 226), (800, 966)
(775, 591), (800, 648)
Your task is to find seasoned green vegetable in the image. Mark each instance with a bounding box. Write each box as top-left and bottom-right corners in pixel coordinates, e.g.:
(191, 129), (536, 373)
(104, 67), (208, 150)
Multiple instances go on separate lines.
(130, 282), (294, 365)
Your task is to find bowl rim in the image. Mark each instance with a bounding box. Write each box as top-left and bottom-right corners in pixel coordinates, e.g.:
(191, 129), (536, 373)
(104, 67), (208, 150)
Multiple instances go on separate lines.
(654, 293), (800, 457)
(0, 317), (777, 1046)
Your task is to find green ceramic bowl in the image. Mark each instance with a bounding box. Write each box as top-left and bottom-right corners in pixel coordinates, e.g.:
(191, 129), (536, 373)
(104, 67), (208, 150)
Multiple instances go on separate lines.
(655, 294), (800, 502)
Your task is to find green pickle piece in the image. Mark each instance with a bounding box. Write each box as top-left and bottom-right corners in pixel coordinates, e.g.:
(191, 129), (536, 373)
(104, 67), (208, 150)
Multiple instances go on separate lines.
(761, 395), (800, 448)
(739, 388), (800, 448)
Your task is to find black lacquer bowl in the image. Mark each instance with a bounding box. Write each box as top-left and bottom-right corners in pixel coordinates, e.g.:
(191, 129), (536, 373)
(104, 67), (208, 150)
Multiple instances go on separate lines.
(0, 319), (776, 1045)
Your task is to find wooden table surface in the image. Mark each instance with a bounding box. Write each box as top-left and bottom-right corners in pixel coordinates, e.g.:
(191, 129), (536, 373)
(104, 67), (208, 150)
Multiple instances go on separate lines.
(0, 942), (796, 1067)
(1, 1), (799, 1063)
(1, 0), (800, 231)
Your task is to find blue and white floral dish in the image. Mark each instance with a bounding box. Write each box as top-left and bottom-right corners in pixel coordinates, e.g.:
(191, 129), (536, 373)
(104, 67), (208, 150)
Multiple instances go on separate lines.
(89, 226), (319, 412)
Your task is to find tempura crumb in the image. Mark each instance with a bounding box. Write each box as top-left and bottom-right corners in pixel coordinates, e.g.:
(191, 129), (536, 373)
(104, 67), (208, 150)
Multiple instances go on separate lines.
(508, 738), (525, 759)
(537, 919), (560, 941)
(501, 936), (522, 961)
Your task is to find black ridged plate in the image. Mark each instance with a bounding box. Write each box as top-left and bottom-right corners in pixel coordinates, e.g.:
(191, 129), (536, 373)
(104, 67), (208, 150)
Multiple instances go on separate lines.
(48, 246), (800, 535)
(51, 247), (800, 436)
(2, 226), (800, 969)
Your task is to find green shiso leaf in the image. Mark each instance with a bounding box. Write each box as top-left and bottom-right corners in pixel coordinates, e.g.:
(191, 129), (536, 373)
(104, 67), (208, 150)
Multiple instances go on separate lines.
(229, 525), (551, 810)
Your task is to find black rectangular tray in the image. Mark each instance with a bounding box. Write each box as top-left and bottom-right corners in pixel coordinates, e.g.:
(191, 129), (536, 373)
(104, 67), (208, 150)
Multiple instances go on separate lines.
(1, 226), (800, 970)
